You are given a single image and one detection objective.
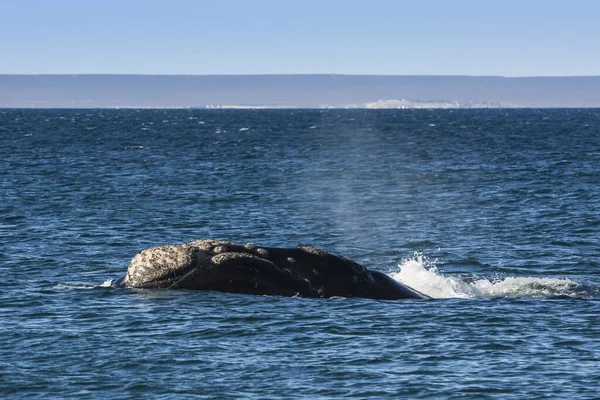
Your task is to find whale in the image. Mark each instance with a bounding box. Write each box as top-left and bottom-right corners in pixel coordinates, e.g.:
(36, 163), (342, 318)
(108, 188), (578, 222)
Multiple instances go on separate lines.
(113, 239), (429, 300)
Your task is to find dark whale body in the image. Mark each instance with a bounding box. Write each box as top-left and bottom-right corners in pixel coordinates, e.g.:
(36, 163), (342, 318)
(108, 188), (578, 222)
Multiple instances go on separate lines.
(114, 239), (429, 300)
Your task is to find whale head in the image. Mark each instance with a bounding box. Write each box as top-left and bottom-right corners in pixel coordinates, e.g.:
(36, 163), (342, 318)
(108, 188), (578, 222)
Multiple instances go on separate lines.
(124, 244), (208, 288)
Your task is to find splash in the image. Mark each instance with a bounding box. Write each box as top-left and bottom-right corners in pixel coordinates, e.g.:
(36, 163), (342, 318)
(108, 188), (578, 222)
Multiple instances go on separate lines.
(389, 253), (581, 299)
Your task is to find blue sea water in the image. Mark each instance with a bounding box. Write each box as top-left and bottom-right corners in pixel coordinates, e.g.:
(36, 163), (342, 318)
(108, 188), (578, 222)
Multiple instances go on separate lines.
(1, 108), (599, 399)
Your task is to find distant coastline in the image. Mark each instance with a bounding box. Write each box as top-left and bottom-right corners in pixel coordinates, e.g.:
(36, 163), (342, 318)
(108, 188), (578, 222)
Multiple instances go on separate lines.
(1, 74), (599, 108)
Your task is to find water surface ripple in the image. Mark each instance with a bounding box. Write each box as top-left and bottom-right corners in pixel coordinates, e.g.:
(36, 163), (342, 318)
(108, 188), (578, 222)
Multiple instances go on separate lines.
(1, 109), (599, 398)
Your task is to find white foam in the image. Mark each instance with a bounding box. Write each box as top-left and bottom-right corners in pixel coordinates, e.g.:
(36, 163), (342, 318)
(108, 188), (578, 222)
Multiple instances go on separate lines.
(54, 279), (114, 290)
(390, 253), (580, 299)
(54, 283), (97, 290)
(98, 279), (114, 288)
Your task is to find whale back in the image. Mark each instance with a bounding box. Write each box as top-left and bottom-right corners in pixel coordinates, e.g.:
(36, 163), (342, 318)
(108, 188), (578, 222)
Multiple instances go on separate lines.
(121, 240), (430, 299)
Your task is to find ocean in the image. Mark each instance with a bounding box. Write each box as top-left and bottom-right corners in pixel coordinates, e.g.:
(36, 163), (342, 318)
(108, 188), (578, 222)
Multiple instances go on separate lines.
(1, 108), (599, 398)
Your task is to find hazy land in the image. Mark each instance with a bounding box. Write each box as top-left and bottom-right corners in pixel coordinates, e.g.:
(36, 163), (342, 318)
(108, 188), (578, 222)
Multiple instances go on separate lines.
(1, 74), (599, 108)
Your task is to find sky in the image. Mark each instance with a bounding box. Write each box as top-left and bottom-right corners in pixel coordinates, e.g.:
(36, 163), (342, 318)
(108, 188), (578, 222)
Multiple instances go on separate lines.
(1, 0), (599, 76)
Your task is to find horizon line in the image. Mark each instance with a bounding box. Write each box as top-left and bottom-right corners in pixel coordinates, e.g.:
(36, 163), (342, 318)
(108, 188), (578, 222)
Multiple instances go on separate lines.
(2, 73), (600, 79)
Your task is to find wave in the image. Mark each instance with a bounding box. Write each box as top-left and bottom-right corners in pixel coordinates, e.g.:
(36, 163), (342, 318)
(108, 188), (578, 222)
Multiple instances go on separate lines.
(390, 253), (588, 299)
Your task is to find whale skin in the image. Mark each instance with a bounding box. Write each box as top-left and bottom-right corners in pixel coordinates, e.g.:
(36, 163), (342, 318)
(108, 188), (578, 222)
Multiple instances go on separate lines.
(113, 239), (429, 300)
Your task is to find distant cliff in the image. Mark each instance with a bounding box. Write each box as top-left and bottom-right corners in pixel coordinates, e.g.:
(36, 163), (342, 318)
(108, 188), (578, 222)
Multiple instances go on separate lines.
(1, 74), (599, 108)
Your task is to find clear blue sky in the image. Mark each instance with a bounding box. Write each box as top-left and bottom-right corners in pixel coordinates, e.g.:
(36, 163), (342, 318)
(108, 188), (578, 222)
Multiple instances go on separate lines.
(1, 0), (598, 76)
